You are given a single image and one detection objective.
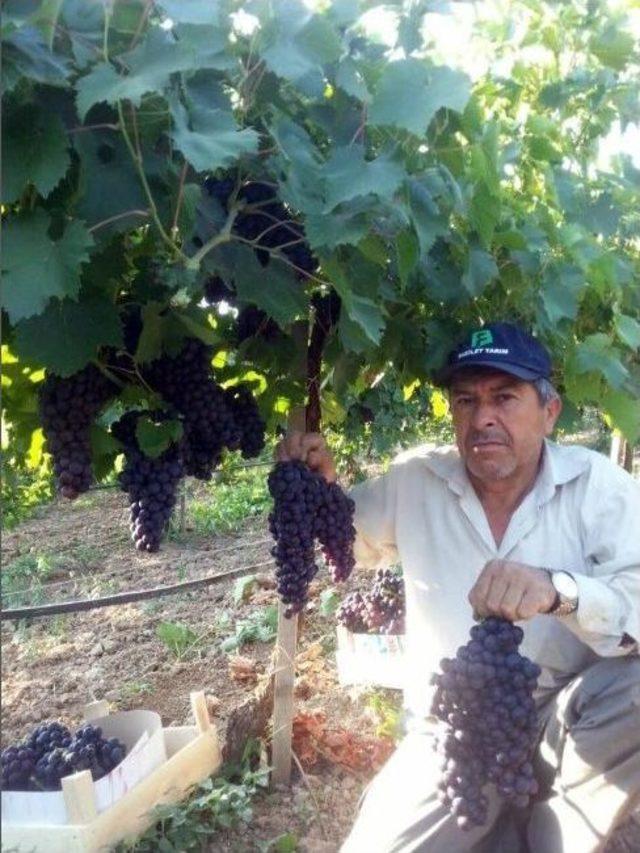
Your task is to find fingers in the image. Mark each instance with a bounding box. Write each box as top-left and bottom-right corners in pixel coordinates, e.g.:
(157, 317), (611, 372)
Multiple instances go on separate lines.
(273, 431), (336, 481)
(469, 560), (554, 622)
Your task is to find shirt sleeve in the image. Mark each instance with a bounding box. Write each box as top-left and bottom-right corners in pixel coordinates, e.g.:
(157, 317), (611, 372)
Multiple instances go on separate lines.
(348, 467), (400, 570)
(561, 460), (640, 656)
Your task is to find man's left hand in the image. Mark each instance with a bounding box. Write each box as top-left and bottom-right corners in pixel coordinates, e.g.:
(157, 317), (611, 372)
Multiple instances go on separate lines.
(468, 559), (557, 621)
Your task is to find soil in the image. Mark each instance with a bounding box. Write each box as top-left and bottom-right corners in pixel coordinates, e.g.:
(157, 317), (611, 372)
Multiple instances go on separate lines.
(2, 486), (638, 852)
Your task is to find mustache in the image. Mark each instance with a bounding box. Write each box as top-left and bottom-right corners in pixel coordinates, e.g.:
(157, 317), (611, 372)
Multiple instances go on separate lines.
(468, 431), (510, 446)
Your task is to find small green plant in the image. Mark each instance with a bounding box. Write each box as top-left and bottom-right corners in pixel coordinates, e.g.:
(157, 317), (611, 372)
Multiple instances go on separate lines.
(156, 621), (210, 660)
(220, 606), (278, 652)
(117, 743), (268, 851)
(119, 680), (153, 701)
(257, 832), (299, 852)
(1, 552), (62, 607)
(365, 690), (404, 742)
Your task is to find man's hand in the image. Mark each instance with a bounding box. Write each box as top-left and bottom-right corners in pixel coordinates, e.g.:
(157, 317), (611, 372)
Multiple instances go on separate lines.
(468, 559), (556, 621)
(275, 431), (337, 483)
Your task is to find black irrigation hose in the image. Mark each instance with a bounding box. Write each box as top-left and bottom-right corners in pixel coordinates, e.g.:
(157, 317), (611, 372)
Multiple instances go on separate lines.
(0, 559), (275, 621)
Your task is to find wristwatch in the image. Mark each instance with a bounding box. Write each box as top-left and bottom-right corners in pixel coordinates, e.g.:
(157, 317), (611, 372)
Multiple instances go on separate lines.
(546, 570), (579, 616)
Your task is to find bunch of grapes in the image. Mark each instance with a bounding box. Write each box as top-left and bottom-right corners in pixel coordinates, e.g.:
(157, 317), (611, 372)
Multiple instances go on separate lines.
(144, 338), (240, 480)
(112, 411), (184, 552)
(224, 385), (266, 459)
(268, 461), (357, 616)
(430, 618), (541, 830)
(203, 275), (234, 306)
(314, 482), (356, 582)
(1, 721), (126, 792)
(337, 568), (405, 634)
(268, 461), (325, 616)
(39, 365), (115, 499)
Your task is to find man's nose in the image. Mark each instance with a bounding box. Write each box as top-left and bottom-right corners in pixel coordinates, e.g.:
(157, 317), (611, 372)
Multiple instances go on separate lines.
(470, 401), (498, 429)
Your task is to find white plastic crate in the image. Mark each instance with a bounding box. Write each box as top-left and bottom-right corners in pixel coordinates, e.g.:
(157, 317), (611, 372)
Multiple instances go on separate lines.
(336, 626), (406, 689)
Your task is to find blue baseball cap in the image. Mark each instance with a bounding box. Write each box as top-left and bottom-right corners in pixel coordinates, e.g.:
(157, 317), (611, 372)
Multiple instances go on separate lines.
(436, 322), (552, 385)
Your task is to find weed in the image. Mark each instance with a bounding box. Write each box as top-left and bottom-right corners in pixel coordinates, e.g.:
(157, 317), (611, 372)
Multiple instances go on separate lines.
(220, 606), (278, 652)
(364, 690), (404, 742)
(119, 680), (153, 701)
(1, 553), (63, 607)
(156, 621), (213, 660)
(116, 742), (268, 851)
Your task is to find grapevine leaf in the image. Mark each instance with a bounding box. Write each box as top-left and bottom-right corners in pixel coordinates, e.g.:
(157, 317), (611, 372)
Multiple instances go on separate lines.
(135, 302), (166, 364)
(461, 246), (498, 297)
(590, 24), (635, 71)
(406, 179), (449, 257)
(322, 148), (404, 212)
(304, 209), (370, 249)
(369, 60), (471, 135)
(76, 27), (230, 120)
(13, 295), (123, 376)
(469, 183), (500, 248)
(156, 0), (221, 25)
(233, 249), (308, 328)
(600, 388), (640, 445)
(540, 264), (584, 324)
(396, 229), (420, 287)
(169, 99), (259, 173)
(614, 314), (640, 350)
(335, 58), (370, 102)
(136, 416), (183, 459)
(1, 105), (71, 203)
(574, 334), (629, 389)
(2, 212), (94, 323)
(2, 25), (71, 91)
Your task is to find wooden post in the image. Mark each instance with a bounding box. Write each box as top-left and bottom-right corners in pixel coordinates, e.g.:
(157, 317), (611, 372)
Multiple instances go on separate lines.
(271, 323), (308, 786)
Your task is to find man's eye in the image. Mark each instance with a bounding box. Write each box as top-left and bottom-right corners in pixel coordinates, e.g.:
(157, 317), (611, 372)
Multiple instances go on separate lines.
(496, 393), (514, 403)
(455, 397), (473, 406)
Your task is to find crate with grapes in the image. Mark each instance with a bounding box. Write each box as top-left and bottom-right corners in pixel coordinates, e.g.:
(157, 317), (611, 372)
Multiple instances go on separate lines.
(336, 568), (407, 689)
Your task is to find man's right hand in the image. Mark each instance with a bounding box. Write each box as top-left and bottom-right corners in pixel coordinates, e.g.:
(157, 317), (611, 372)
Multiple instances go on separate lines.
(275, 431), (337, 483)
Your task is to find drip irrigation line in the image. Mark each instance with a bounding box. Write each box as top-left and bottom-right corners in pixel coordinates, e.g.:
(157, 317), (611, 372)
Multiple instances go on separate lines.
(1, 538), (275, 600)
(1, 559), (275, 622)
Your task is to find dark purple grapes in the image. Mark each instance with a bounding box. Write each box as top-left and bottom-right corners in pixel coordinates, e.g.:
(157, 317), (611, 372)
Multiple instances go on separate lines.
(144, 338), (240, 481)
(113, 411), (184, 552)
(224, 385), (266, 459)
(338, 569), (405, 634)
(2, 720), (127, 791)
(431, 618), (541, 829)
(314, 482), (356, 583)
(39, 365), (116, 499)
(268, 461), (356, 617)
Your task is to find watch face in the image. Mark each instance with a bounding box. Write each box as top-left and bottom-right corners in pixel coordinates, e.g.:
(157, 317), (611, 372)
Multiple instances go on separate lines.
(553, 571), (578, 599)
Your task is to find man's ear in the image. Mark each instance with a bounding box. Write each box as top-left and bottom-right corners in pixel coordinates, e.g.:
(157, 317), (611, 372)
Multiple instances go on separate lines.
(544, 397), (562, 435)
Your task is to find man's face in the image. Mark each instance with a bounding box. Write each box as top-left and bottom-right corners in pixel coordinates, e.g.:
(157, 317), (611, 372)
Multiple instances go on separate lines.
(449, 370), (561, 483)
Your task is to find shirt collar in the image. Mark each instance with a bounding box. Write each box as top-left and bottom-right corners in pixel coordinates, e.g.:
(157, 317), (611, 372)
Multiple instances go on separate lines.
(421, 439), (589, 499)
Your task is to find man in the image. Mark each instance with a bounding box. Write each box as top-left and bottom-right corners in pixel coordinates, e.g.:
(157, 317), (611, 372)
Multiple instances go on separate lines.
(276, 322), (640, 853)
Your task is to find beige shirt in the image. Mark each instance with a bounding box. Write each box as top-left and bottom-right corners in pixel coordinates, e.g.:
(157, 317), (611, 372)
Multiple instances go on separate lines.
(350, 440), (640, 724)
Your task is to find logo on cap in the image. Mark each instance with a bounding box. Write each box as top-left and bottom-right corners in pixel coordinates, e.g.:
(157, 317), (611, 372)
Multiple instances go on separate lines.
(470, 329), (493, 348)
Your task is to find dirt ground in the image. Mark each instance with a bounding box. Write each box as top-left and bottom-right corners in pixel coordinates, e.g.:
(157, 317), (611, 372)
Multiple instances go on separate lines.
(2, 486), (638, 852)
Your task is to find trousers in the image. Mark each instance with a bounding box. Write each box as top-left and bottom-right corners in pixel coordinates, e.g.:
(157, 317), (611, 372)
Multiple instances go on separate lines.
(340, 657), (640, 853)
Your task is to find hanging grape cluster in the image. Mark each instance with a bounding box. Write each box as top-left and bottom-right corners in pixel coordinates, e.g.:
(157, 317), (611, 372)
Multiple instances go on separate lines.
(268, 460), (356, 616)
(1, 721), (126, 791)
(144, 338), (241, 481)
(430, 618), (541, 830)
(112, 411), (184, 552)
(338, 568), (405, 634)
(38, 365), (115, 499)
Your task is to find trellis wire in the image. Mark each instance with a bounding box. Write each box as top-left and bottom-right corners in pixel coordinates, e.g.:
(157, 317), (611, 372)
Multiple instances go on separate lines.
(1, 558), (275, 621)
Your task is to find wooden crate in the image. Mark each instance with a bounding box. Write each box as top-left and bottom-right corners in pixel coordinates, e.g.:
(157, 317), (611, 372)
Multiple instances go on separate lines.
(1, 691), (222, 853)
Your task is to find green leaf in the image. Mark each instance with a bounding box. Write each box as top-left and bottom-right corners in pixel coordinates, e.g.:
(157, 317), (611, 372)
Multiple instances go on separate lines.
(233, 575), (257, 605)
(540, 264), (584, 324)
(574, 334), (629, 389)
(76, 27), (230, 119)
(319, 588), (340, 618)
(396, 229), (419, 287)
(13, 295), (123, 376)
(156, 0), (221, 25)
(2, 212), (94, 322)
(2, 25), (71, 91)
(335, 58), (370, 102)
(406, 179), (449, 257)
(461, 247), (498, 297)
(233, 249), (308, 328)
(591, 24), (635, 71)
(369, 60), (471, 135)
(135, 302), (166, 363)
(304, 208), (370, 249)
(600, 388), (640, 445)
(1, 106), (70, 203)
(170, 99), (259, 173)
(528, 135), (563, 163)
(322, 148), (404, 212)
(469, 183), (500, 248)
(614, 314), (640, 350)
(136, 416), (183, 458)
